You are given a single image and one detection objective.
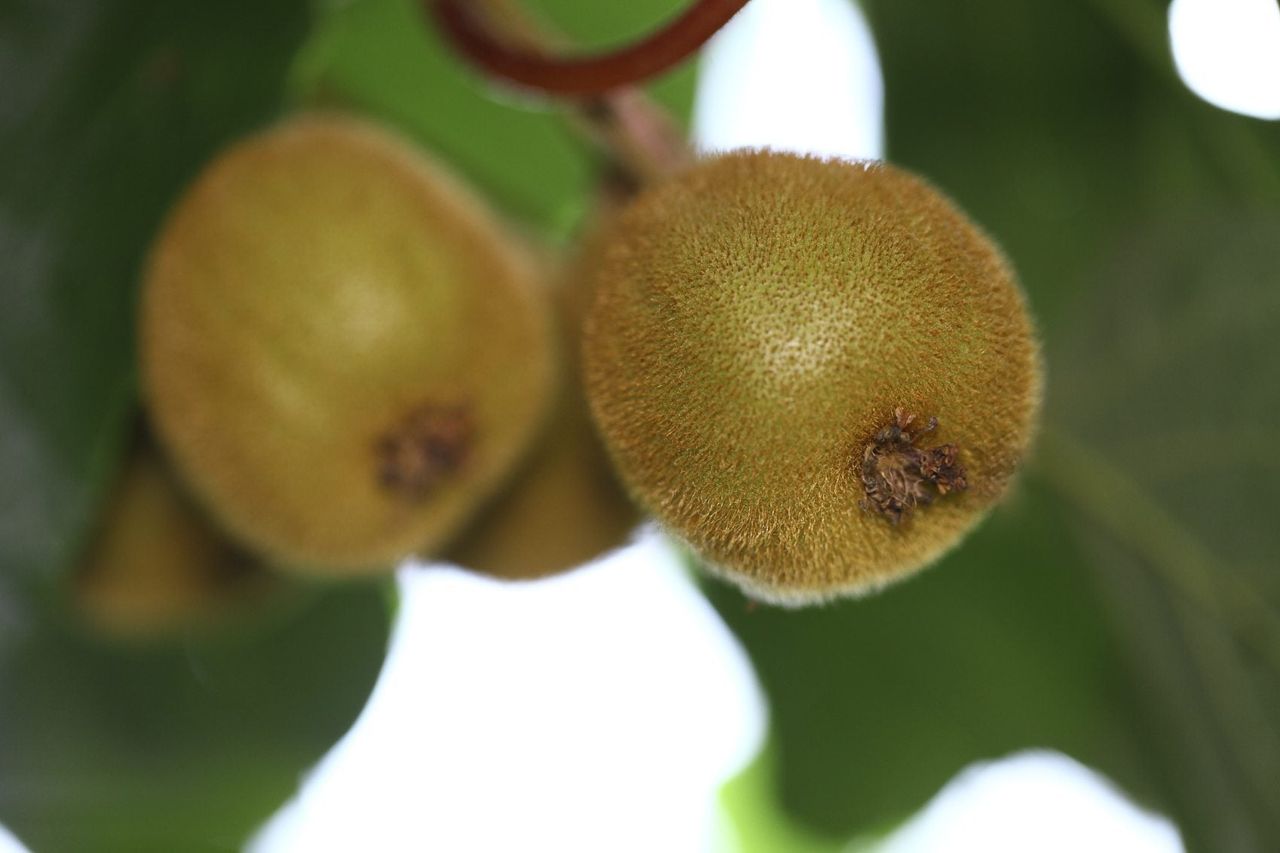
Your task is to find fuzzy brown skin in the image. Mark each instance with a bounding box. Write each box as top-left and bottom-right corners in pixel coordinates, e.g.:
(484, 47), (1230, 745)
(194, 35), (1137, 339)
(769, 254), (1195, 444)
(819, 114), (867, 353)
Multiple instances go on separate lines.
(443, 233), (640, 580)
(441, 388), (639, 579)
(141, 116), (556, 574)
(582, 151), (1043, 604)
(76, 442), (269, 639)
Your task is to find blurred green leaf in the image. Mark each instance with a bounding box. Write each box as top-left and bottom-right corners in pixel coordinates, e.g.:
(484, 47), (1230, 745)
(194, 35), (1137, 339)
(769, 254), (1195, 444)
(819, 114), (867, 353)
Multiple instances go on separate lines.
(0, 4), (396, 850)
(701, 1), (1236, 839)
(292, 0), (590, 234)
(704, 482), (1158, 841)
(1042, 214), (1280, 853)
(718, 741), (844, 853)
(0, 0), (311, 586)
(708, 2), (1280, 849)
(860, 0), (1280, 330)
(292, 0), (698, 236)
(0, 582), (392, 853)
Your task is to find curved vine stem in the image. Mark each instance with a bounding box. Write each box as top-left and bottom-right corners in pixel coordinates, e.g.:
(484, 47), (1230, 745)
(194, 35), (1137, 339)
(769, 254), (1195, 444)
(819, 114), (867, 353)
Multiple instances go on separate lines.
(425, 0), (701, 186)
(426, 0), (750, 96)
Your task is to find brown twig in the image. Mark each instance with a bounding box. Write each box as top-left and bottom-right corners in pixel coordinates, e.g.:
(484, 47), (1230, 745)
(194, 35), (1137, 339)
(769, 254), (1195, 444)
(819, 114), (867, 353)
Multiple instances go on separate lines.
(426, 0), (750, 96)
(426, 0), (702, 185)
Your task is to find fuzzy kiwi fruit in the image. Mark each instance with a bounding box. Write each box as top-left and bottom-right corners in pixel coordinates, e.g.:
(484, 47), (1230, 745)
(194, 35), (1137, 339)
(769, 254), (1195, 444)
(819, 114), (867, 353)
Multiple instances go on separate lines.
(443, 235), (639, 580)
(141, 115), (555, 574)
(583, 151), (1042, 604)
(75, 438), (268, 639)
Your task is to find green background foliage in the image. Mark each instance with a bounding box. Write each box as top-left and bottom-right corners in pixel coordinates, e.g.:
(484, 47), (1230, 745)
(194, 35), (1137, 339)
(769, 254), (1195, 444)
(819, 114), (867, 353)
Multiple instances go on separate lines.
(0, 0), (313, 590)
(707, 3), (1280, 851)
(0, 2), (391, 850)
(1, 0), (1278, 851)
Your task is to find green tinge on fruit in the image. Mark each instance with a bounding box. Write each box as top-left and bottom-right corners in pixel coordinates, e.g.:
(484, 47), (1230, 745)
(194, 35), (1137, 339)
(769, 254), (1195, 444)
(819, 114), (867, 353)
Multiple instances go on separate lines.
(443, 237), (640, 581)
(141, 115), (556, 574)
(75, 441), (268, 640)
(583, 151), (1043, 604)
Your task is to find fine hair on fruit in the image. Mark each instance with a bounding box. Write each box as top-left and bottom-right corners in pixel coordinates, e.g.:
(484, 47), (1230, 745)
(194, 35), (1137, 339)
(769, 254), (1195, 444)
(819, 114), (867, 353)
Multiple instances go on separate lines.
(582, 150), (1043, 604)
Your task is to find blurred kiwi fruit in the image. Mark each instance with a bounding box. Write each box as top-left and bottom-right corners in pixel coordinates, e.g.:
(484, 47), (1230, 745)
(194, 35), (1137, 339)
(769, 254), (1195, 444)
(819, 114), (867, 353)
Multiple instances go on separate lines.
(75, 436), (269, 639)
(444, 229), (640, 580)
(140, 114), (556, 575)
(583, 151), (1042, 604)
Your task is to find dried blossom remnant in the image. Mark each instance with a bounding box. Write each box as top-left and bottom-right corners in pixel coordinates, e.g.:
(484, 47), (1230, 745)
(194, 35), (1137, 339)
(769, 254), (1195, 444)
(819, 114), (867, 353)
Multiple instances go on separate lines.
(859, 408), (968, 525)
(376, 403), (474, 501)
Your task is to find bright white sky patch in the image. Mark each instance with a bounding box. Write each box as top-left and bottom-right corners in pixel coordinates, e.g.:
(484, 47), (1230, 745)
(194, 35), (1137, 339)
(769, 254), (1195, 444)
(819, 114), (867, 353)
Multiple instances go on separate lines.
(251, 532), (766, 853)
(1168, 0), (1280, 120)
(874, 751), (1185, 853)
(692, 0), (885, 160)
(0, 824), (30, 853)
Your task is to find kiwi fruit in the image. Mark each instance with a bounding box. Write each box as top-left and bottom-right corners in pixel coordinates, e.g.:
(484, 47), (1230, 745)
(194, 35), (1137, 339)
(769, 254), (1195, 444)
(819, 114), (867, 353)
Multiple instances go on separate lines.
(140, 115), (555, 574)
(443, 234), (640, 580)
(583, 151), (1042, 604)
(75, 438), (268, 639)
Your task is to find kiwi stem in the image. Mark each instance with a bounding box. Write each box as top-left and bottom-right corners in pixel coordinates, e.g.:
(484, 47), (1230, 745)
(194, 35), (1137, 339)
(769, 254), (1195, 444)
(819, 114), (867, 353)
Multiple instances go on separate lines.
(426, 0), (750, 96)
(425, 0), (698, 185)
(1034, 426), (1280, 674)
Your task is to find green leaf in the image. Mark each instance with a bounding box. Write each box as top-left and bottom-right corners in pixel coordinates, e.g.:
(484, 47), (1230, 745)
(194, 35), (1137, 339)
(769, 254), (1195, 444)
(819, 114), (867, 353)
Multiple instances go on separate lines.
(761, 3), (1280, 847)
(718, 740), (845, 853)
(0, 0), (312, 586)
(860, 0), (1280, 329)
(696, 13), (1251, 836)
(1042, 213), (1280, 853)
(0, 581), (392, 853)
(703, 481), (1159, 841)
(291, 0), (699, 236)
(292, 0), (591, 235)
(0, 5), (395, 850)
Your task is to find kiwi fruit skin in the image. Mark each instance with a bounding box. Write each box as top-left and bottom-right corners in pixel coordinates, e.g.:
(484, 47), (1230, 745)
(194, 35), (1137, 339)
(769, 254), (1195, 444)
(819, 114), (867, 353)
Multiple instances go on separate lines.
(443, 237), (640, 580)
(582, 150), (1043, 604)
(140, 115), (555, 574)
(75, 440), (267, 640)
(442, 387), (639, 580)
